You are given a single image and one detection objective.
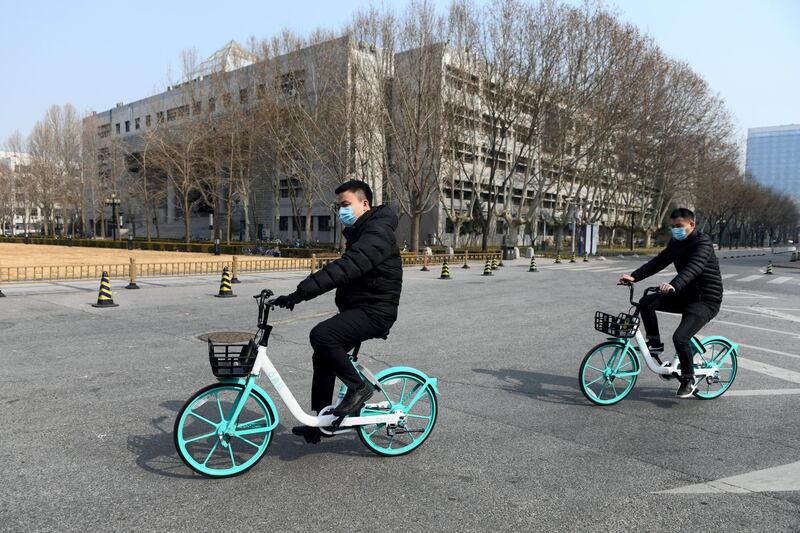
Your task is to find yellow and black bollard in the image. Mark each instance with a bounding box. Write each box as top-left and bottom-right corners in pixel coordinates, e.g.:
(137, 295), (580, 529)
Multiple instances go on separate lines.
(462, 251), (470, 269)
(791, 251), (797, 262)
(92, 271), (119, 308)
(765, 261), (774, 275)
(231, 255), (241, 284)
(491, 256), (498, 271)
(482, 258), (494, 276)
(570, 252), (576, 263)
(126, 257), (139, 289)
(583, 252), (589, 262)
(528, 255), (538, 272)
(215, 266), (236, 297)
(421, 255), (430, 272)
(440, 259), (452, 280)
(555, 253), (562, 264)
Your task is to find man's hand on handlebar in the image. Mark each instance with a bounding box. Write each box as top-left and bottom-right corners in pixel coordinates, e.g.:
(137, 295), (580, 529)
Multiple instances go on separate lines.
(618, 274), (635, 285)
(658, 282), (675, 294)
(273, 292), (301, 311)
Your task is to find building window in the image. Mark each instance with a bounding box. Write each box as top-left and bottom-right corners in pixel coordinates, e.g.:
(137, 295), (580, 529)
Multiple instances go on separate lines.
(193, 101), (201, 115)
(293, 216), (307, 232)
(257, 83), (266, 100)
(145, 115), (151, 127)
(496, 220), (504, 234)
(279, 216), (288, 231)
(239, 88), (248, 104)
(223, 93), (232, 107)
(445, 219), (454, 234)
(97, 124), (111, 138)
(318, 216), (331, 232)
(208, 97), (216, 113)
(115, 123), (120, 134)
(125, 120), (130, 132)
(135, 117), (140, 130)
(156, 111), (164, 124)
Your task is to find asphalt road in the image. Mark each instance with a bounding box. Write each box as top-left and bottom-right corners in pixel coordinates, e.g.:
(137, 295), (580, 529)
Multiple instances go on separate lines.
(1, 250), (798, 532)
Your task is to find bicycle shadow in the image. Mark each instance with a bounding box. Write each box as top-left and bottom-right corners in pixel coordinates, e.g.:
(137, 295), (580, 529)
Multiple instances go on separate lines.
(473, 368), (680, 409)
(128, 400), (371, 479)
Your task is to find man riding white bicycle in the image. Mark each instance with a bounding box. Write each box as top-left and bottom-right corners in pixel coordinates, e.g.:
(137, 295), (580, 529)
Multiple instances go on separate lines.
(273, 179), (402, 443)
(619, 208), (723, 398)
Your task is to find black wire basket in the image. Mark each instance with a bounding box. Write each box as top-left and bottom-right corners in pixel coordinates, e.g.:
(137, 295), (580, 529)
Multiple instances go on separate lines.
(208, 339), (257, 377)
(594, 311), (640, 338)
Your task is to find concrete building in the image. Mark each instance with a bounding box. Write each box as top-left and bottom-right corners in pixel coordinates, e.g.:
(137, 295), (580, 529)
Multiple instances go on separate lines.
(0, 151), (44, 235)
(746, 124), (800, 200)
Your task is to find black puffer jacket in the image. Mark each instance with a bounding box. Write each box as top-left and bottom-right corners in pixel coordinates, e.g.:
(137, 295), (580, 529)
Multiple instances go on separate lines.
(631, 230), (723, 307)
(295, 205), (402, 324)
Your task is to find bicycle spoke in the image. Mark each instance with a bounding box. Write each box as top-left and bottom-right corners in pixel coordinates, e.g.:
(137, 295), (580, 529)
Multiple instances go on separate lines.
(216, 394), (225, 423)
(586, 364), (604, 372)
(399, 379), (407, 406)
(237, 416), (267, 429)
(404, 427), (417, 443)
(184, 431), (217, 444)
(598, 382), (608, 399)
(366, 426), (382, 437)
(202, 441), (220, 466)
(610, 381), (618, 397)
(189, 410), (218, 428)
(233, 435), (262, 449)
(228, 443), (236, 467)
(585, 376), (604, 387)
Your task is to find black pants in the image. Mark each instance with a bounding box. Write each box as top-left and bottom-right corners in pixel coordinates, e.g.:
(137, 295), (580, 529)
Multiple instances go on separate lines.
(308, 308), (391, 412)
(638, 293), (718, 377)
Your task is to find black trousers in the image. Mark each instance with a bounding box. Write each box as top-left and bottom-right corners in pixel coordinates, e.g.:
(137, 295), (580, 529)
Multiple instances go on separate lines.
(308, 308), (391, 412)
(638, 293), (719, 377)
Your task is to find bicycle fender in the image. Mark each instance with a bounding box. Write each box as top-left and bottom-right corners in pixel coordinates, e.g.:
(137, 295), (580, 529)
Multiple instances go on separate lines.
(216, 378), (281, 430)
(698, 336), (739, 363)
(374, 366), (440, 396)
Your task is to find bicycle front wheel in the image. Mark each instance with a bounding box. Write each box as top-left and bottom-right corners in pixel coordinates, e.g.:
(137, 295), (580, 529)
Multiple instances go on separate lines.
(693, 338), (738, 399)
(358, 371), (438, 457)
(579, 341), (639, 405)
(174, 383), (276, 478)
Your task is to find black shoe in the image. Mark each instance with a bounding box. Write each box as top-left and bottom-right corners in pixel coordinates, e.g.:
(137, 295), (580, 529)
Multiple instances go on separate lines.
(333, 381), (374, 417)
(647, 341), (665, 365)
(677, 375), (697, 398)
(292, 425), (326, 444)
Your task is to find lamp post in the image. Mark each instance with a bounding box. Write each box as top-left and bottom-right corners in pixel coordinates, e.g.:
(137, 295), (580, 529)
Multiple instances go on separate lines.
(104, 192), (121, 241)
(628, 208), (636, 252)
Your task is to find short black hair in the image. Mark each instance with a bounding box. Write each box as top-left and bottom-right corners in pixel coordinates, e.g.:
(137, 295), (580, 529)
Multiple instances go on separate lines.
(669, 208), (694, 221)
(335, 179), (373, 206)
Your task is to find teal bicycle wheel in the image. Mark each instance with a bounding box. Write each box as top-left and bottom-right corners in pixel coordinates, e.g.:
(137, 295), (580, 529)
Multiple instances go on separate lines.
(579, 341), (639, 405)
(174, 383), (275, 478)
(357, 371), (438, 456)
(692, 338), (738, 399)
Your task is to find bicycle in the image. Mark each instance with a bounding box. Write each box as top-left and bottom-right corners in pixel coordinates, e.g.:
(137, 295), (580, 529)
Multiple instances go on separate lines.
(173, 289), (440, 477)
(578, 281), (738, 405)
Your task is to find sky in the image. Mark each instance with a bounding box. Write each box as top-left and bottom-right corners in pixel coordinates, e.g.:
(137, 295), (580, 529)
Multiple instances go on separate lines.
(1, 0), (798, 149)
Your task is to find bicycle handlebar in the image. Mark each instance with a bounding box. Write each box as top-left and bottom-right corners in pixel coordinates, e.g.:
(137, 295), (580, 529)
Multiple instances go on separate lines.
(253, 289), (274, 328)
(616, 280), (661, 307)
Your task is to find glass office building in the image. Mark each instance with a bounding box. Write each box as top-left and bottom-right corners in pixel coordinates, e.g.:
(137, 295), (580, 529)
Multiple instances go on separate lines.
(745, 124), (800, 199)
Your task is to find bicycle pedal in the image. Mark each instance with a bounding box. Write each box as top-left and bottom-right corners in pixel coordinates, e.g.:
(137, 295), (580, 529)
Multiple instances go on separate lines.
(331, 415), (346, 429)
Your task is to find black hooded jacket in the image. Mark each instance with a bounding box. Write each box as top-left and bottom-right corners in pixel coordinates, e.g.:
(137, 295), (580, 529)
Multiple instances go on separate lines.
(295, 205), (402, 324)
(631, 230), (723, 307)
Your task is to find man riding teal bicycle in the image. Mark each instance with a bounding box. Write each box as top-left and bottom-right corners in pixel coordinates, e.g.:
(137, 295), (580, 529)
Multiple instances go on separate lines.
(620, 208), (723, 398)
(273, 179), (402, 443)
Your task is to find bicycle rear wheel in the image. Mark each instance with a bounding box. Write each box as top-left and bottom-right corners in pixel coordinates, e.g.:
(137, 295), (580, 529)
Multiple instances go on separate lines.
(579, 341), (639, 405)
(174, 383), (275, 478)
(693, 338), (738, 399)
(357, 371), (438, 456)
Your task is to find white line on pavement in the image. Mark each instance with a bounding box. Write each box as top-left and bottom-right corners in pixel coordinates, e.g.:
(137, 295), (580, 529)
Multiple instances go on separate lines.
(725, 388), (800, 396)
(721, 273), (738, 280)
(712, 319), (800, 338)
(721, 307), (800, 323)
(767, 276), (792, 284)
(736, 274), (764, 282)
(738, 357), (800, 384)
(654, 461), (800, 494)
(735, 342), (800, 361)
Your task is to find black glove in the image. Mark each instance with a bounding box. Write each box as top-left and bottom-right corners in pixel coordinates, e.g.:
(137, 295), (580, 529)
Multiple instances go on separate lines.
(273, 292), (301, 311)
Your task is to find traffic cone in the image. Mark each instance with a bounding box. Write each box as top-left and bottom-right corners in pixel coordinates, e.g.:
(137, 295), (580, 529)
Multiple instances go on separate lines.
(440, 259), (451, 280)
(528, 255), (538, 272)
(570, 252), (576, 263)
(92, 271), (119, 308)
(491, 256), (498, 270)
(765, 261), (773, 275)
(215, 266), (236, 297)
(482, 259), (494, 276)
(555, 253), (562, 264)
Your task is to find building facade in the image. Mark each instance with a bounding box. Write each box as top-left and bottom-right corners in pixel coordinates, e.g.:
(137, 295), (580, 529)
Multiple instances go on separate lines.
(746, 124), (800, 199)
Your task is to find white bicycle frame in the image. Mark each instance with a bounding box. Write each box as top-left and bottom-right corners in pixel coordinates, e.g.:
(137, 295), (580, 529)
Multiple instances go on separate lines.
(248, 345), (405, 429)
(629, 328), (716, 378)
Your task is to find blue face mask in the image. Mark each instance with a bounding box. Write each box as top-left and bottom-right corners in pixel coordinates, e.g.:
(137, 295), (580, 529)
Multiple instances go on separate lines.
(339, 206), (358, 227)
(671, 227), (688, 241)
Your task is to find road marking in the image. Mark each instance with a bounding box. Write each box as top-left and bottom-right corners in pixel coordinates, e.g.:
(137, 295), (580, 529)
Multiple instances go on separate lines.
(721, 273), (738, 280)
(654, 461), (800, 494)
(712, 319), (800, 338)
(725, 388), (800, 396)
(721, 307), (800, 324)
(736, 274), (764, 282)
(735, 342), (800, 361)
(767, 276), (792, 284)
(738, 357), (800, 384)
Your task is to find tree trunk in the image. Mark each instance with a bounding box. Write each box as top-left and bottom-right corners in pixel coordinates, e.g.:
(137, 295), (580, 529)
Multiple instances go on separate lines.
(644, 229), (653, 248)
(411, 212), (421, 252)
(183, 189), (191, 243)
(453, 220), (463, 249)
